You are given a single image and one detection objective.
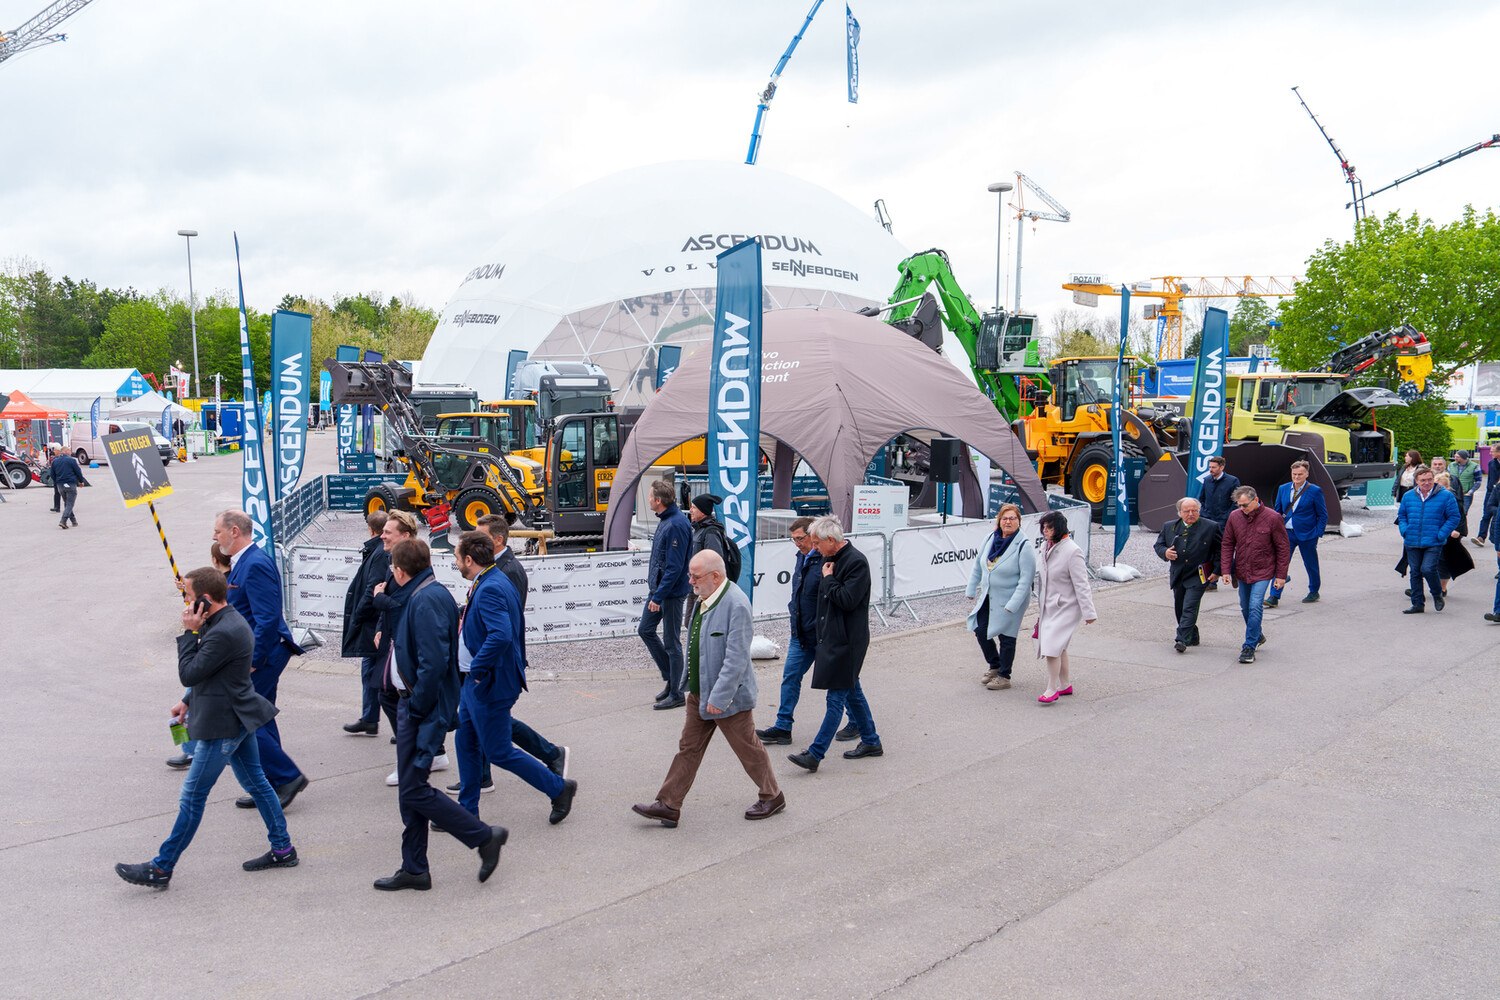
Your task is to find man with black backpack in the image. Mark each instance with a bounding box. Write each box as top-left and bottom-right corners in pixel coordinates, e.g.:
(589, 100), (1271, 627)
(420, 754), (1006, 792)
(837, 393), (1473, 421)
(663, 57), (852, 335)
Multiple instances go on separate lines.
(688, 493), (741, 583)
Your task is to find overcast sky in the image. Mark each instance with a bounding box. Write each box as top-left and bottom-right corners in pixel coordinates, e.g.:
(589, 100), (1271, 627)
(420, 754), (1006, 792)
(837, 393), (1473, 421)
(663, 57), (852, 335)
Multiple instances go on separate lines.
(4, 0), (1496, 332)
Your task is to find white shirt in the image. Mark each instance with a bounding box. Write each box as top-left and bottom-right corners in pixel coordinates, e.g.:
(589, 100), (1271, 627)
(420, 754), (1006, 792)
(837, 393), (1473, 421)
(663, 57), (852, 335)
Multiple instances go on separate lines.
(229, 543), (249, 570)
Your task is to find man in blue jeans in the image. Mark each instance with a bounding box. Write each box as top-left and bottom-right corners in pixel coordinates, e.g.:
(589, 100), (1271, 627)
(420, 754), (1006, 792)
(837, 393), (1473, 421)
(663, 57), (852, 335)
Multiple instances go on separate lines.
(789, 517), (883, 772)
(1219, 486), (1290, 665)
(639, 479), (692, 709)
(756, 517), (852, 746)
(116, 567), (297, 889)
(1398, 466), (1460, 614)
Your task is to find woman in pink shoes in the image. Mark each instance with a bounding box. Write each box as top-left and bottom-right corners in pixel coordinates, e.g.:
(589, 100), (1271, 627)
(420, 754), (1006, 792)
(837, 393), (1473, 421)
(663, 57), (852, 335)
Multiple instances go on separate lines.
(1032, 511), (1096, 703)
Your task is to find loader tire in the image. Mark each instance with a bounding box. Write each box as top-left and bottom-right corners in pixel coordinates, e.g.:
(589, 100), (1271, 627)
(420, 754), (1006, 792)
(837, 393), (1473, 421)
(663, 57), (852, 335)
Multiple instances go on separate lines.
(1068, 441), (1115, 521)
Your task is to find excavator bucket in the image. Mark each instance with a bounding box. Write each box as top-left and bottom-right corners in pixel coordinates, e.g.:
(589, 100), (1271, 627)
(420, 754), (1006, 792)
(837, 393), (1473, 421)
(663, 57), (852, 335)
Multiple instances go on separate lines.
(1136, 440), (1343, 532)
(324, 358), (412, 407)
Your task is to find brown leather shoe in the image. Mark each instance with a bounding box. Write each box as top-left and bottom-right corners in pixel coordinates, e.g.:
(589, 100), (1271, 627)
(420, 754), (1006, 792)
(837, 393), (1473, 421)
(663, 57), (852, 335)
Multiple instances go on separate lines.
(745, 792), (786, 821)
(631, 800), (680, 828)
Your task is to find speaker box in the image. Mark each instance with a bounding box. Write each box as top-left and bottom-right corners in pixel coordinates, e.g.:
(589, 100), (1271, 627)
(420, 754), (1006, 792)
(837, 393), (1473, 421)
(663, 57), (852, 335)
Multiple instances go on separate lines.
(929, 437), (962, 483)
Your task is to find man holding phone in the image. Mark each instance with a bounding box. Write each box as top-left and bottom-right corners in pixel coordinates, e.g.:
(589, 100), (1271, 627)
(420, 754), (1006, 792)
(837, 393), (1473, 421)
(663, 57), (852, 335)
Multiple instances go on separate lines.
(115, 567), (299, 889)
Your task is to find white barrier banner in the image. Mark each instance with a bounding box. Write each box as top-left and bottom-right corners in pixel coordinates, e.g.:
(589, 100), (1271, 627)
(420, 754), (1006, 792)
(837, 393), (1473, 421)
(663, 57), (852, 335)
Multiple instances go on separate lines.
(890, 520), (996, 600)
(290, 545), (655, 645)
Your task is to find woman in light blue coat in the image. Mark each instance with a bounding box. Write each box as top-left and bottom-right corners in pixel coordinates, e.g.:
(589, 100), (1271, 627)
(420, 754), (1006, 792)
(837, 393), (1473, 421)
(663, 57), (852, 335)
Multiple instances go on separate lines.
(966, 504), (1035, 691)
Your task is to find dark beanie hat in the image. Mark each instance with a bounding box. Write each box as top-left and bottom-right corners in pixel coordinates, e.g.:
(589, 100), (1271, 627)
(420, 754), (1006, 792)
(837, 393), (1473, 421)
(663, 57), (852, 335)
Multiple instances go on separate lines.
(692, 493), (722, 516)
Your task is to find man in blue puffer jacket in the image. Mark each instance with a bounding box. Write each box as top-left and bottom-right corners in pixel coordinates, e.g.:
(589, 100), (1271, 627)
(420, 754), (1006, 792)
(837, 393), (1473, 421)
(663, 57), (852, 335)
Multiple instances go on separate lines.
(1397, 465), (1461, 614)
(639, 479), (692, 709)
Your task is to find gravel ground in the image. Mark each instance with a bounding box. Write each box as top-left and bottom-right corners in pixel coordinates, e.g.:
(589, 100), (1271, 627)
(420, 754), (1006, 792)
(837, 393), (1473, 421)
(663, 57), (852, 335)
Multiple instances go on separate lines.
(296, 497), (1400, 676)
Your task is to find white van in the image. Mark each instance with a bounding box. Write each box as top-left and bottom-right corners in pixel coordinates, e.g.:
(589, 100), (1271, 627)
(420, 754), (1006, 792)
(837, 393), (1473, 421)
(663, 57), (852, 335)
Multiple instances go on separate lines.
(69, 419), (175, 466)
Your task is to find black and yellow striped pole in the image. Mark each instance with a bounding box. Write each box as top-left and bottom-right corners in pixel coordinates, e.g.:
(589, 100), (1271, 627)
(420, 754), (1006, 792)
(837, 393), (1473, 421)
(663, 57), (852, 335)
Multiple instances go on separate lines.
(149, 500), (189, 605)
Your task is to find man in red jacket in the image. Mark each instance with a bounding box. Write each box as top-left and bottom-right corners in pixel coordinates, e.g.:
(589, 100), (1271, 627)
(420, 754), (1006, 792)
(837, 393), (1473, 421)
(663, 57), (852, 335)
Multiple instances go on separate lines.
(1220, 486), (1290, 665)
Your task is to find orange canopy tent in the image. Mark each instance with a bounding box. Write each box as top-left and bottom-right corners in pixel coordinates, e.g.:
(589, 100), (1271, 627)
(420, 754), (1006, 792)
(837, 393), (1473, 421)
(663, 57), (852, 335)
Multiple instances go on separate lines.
(0, 389), (67, 420)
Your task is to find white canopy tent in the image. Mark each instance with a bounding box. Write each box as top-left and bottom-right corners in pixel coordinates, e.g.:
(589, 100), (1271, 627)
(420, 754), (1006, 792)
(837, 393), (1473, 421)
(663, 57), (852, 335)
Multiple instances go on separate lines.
(0, 368), (150, 415)
(110, 389), (196, 426)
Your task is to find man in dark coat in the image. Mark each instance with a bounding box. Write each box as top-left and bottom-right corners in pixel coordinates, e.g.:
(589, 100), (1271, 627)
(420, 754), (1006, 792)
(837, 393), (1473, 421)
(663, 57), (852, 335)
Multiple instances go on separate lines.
(1198, 455), (1239, 592)
(788, 517), (883, 772)
(1153, 497), (1222, 654)
(115, 567), (298, 889)
(639, 479), (692, 709)
(374, 538), (507, 892)
(342, 511), (390, 736)
(757, 516), (845, 745)
(214, 510), (309, 809)
(49, 443), (87, 528)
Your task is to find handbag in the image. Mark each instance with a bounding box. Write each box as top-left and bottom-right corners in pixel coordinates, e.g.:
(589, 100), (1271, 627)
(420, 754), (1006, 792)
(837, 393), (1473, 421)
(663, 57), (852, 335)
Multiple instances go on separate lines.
(1031, 621), (1039, 640)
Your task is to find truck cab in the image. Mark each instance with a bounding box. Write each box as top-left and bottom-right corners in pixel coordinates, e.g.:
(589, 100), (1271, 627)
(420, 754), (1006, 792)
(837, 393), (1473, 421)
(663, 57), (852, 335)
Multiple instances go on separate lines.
(1226, 373), (1400, 489)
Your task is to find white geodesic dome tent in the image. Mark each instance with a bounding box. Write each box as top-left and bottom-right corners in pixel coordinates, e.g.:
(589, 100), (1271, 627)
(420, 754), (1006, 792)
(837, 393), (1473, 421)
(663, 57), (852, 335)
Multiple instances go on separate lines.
(419, 161), (913, 406)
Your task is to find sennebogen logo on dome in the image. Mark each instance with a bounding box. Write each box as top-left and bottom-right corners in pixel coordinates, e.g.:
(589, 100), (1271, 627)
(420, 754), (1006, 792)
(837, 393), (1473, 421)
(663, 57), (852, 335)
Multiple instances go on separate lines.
(680, 234), (821, 255)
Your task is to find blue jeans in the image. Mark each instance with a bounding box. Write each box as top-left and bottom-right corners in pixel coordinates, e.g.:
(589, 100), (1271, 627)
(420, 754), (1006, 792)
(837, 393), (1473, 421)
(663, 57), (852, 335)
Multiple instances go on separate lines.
(1236, 579), (1271, 648)
(807, 682), (879, 760)
(774, 634), (819, 732)
(1269, 538), (1321, 600)
(1406, 545), (1442, 608)
(638, 596), (686, 698)
(154, 727), (289, 872)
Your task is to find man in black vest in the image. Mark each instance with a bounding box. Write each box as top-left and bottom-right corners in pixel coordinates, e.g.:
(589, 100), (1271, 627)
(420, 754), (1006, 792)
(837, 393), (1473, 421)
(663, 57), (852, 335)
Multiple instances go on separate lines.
(115, 567), (298, 888)
(1153, 497), (1223, 654)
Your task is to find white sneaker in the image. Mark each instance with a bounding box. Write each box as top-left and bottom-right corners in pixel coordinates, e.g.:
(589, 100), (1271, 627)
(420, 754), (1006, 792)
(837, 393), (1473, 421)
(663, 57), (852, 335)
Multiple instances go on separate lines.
(385, 769), (399, 786)
(430, 754), (450, 772)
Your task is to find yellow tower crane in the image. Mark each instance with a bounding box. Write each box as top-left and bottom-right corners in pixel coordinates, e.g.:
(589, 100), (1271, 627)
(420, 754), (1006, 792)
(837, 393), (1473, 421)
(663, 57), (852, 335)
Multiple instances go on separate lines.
(1059, 275), (1299, 359)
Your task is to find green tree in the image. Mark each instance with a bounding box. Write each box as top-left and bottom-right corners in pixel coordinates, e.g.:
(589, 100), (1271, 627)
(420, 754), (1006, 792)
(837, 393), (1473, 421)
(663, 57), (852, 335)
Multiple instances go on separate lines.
(1270, 207), (1500, 383)
(85, 298), (173, 378)
(1228, 296), (1273, 356)
(1382, 395), (1453, 465)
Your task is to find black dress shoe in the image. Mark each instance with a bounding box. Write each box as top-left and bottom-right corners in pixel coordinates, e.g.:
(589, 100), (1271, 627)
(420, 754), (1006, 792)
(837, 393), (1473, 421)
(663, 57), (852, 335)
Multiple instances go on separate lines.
(115, 861), (171, 889)
(165, 752), (193, 770)
(1174, 641), (1187, 653)
(477, 825), (508, 883)
(1402, 606), (1424, 614)
(276, 774), (310, 809)
(756, 726), (792, 745)
(1434, 594), (1446, 612)
(373, 869), (432, 891)
(549, 779), (578, 825)
(834, 724), (860, 742)
(548, 746), (570, 780)
(787, 751), (819, 772)
(842, 742), (884, 760)
(342, 720), (378, 736)
(243, 847), (298, 871)
(446, 775), (494, 793)
(632, 801), (681, 827)
(653, 695), (686, 710)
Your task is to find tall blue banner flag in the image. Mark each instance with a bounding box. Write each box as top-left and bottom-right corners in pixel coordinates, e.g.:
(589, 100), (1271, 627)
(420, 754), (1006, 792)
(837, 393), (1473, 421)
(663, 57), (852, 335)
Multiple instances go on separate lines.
(1186, 307), (1230, 501)
(335, 344), (359, 462)
(505, 350), (528, 398)
(319, 370), (332, 413)
(90, 397), (100, 441)
(270, 309), (313, 496)
(360, 349), (382, 453)
(655, 345), (682, 390)
(708, 240), (764, 600)
(233, 234), (275, 559)
(845, 5), (860, 104)
(1111, 287), (1132, 561)
(161, 406), (171, 440)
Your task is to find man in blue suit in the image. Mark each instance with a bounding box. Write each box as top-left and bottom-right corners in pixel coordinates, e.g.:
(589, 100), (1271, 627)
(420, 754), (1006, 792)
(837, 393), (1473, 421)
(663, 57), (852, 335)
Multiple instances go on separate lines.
(451, 531), (577, 825)
(213, 510), (309, 809)
(1265, 460), (1328, 607)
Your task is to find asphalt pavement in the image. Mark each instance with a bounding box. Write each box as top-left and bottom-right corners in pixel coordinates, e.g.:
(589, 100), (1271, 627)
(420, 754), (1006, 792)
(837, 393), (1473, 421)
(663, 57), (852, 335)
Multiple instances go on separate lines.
(1, 432), (1496, 999)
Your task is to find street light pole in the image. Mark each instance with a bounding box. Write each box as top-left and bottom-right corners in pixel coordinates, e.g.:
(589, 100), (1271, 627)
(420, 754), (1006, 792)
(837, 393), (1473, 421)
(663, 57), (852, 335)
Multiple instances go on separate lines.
(177, 229), (200, 399)
(986, 182), (1013, 312)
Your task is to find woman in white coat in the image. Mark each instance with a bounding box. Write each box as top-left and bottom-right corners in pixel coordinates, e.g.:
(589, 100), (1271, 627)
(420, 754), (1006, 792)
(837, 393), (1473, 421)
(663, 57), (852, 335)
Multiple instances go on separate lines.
(1033, 510), (1096, 704)
(965, 503), (1035, 691)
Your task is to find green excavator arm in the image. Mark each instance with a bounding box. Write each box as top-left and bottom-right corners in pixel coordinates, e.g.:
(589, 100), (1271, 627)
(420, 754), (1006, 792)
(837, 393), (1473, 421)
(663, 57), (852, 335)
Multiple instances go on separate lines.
(881, 249), (1050, 422)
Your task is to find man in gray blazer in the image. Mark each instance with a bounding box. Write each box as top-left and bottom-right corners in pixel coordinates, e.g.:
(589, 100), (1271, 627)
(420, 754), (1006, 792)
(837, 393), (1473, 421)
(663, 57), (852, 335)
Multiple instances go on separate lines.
(115, 567), (299, 889)
(632, 551), (784, 827)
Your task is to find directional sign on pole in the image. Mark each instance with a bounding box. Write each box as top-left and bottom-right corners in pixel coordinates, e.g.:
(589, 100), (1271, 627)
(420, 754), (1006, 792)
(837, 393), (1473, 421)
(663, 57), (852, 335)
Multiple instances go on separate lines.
(103, 430), (173, 507)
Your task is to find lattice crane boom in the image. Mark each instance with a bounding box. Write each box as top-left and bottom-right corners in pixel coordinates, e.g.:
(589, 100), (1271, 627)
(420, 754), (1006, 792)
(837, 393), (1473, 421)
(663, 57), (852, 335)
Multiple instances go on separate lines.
(1009, 172), (1071, 313)
(0, 0), (96, 65)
